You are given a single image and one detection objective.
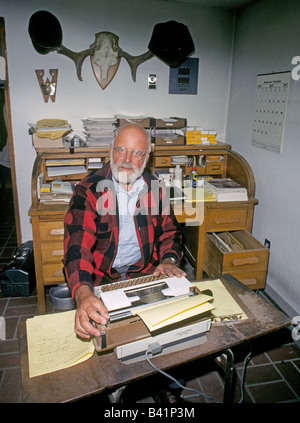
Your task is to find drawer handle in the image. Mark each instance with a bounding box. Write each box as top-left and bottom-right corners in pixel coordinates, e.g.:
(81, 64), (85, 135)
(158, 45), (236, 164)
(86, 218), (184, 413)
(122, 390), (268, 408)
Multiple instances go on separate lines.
(53, 270), (63, 277)
(160, 159), (168, 164)
(210, 165), (221, 170)
(232, 257), (259, 266)
(49, 228), (64, 236)
(214, 217), (239, 224)
(51, 249), (64, 256)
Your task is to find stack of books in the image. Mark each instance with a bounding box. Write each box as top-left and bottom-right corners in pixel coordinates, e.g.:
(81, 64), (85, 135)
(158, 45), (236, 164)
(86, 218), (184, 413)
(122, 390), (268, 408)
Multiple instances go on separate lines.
(82, 117), (116, 147)
(204, 178), (248, 202)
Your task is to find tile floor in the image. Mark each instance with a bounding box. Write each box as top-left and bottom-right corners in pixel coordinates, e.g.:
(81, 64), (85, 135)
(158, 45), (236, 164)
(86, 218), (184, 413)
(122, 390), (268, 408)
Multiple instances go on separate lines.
(0, 184), (300, 403)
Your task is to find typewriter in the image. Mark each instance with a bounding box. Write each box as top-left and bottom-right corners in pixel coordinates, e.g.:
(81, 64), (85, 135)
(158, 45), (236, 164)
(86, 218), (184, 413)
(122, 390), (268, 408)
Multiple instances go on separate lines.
(93, 274), (212, 360)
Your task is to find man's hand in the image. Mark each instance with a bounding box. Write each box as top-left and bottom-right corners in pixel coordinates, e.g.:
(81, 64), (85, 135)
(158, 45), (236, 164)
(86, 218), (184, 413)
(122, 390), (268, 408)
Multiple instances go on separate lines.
(153, 258), (187, 278)
(74, 285), (110, 339)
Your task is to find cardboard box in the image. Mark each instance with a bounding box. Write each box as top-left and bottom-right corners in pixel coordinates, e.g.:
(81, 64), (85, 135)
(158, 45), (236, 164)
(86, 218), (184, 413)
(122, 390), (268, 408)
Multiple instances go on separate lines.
(154, 117), (187, 129)
(154, 135), (185, 146)
(116, 117), (153, 128)
(32, 133), (64, 149)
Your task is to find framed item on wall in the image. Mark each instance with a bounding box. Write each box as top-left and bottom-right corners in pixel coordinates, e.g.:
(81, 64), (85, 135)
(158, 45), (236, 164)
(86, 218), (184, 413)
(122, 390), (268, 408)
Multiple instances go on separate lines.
(169, 58), (199, 95)
(252, 71), (290, 153)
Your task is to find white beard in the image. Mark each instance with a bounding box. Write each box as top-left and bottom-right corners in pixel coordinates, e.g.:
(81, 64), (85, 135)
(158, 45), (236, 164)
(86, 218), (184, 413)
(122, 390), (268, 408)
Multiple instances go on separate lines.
(110, 152), (147, 185)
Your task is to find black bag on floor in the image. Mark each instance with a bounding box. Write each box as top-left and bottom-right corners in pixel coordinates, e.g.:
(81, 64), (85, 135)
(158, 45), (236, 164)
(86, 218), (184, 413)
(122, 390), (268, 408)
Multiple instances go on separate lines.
(0, 241), (36, 297)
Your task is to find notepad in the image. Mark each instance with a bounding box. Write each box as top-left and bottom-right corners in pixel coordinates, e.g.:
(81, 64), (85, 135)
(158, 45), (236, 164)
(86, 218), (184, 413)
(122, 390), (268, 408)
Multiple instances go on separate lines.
(192, 279), (248, 322)
(26, 310), (95, 378)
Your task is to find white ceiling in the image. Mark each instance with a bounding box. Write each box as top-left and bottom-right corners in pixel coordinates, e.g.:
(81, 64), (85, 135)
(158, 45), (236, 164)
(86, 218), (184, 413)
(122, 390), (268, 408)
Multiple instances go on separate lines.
(162, 0), (257, 9)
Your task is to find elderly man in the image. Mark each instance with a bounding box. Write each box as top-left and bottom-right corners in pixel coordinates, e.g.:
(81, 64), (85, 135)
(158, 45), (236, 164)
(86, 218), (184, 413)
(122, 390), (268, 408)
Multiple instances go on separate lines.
(64, 124), (186, 339)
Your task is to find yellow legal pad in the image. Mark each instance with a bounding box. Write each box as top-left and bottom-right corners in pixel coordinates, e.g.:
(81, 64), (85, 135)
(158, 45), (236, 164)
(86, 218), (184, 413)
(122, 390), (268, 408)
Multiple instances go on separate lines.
(192, 279), (248, 322)
(26, 310), (95, 378)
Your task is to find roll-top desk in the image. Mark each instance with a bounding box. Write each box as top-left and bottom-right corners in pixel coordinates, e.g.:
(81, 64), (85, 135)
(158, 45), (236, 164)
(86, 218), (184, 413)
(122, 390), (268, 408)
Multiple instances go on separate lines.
(29, 143), (269, 313)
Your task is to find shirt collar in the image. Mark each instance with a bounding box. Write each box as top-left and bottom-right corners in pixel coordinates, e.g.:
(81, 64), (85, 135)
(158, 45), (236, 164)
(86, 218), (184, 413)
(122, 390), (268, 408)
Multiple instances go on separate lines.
(112, 175), (145, 198)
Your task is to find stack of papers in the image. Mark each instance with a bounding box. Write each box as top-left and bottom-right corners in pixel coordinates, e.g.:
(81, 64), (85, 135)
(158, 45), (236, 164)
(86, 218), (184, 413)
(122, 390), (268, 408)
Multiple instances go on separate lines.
(204, 178), (248, 202)
(134, 293), (214, 331)
(45, 158), (87, 177)
(82, 117), (116, 147)
(171, 155), (189, 165)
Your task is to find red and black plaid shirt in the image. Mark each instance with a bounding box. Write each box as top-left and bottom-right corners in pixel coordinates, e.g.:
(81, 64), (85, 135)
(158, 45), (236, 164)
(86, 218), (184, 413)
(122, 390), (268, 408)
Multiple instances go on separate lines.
(64, 162), (183, 297)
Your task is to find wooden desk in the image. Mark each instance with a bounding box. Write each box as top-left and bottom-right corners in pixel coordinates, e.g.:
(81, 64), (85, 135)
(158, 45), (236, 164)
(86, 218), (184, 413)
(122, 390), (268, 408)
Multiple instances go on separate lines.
(18, 275), (290, 403)
(29, 144), (262, 314)
(173, 197), (261, 282)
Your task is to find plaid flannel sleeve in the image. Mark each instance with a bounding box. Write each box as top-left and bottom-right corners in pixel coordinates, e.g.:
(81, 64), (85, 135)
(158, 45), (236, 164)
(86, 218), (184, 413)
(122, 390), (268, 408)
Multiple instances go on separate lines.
(63, 184), (98, 298)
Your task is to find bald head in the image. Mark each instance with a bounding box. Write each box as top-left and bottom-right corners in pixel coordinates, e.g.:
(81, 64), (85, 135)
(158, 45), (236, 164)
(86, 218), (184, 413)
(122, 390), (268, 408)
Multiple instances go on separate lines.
(110, 124), (151, 189)
(113, 124), (151, 153)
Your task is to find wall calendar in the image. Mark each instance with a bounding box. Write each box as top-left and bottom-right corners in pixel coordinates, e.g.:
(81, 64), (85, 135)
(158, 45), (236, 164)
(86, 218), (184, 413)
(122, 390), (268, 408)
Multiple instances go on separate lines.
(252, 71), (290, 153)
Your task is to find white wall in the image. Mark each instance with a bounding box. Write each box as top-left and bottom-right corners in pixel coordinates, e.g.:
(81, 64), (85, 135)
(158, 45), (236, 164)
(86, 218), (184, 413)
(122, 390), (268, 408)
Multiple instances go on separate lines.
(1, 0), (234, 242)
(226, 0), (300, 316)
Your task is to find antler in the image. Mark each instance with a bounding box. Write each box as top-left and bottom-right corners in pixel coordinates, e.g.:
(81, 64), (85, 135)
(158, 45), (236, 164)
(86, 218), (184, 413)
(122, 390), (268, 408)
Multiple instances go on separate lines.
(54, 39), (154, 83)
(56, 44), (94, 81)
(118, 50), (154, 82)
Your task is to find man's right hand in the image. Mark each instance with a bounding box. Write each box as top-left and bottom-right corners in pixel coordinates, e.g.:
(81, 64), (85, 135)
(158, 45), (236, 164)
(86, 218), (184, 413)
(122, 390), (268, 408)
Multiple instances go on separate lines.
(74, 285), (110, 339)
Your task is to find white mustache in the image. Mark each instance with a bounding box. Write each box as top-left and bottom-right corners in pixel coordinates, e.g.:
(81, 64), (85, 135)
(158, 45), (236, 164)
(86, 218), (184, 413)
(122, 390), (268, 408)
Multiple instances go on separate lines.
(116, 162), (136, 171)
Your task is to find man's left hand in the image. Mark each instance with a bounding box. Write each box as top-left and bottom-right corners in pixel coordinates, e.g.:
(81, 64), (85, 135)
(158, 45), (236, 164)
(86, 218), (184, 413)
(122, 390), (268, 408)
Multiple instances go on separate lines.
(153, 258), (187, 278)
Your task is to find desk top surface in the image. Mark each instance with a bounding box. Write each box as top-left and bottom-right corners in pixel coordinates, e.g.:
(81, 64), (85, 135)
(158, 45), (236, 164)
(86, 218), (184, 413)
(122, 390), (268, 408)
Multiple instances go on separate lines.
(18, 274), (290, 403)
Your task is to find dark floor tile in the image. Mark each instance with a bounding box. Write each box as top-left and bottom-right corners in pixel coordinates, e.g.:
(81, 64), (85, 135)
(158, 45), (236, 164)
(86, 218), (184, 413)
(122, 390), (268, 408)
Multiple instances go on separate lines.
(247, 380), (297, 403)
(266, 344), (300, 362)
(196, 370), (224, 403)
(8, 296), (38, 307)
(250, 352), (271, 365)
(0, 367), (22, 403)
(3, 316), (19, 340)
(182, 376), (208, 403)
(275, 361), (300, 397)
(0, 351), (20, 368)
(293, 359), (300, 371)
(240, 363), (282, 385)
(4, 304), (38, 318)
(0, 298), (8, 315)
(0, 339), (18, 354)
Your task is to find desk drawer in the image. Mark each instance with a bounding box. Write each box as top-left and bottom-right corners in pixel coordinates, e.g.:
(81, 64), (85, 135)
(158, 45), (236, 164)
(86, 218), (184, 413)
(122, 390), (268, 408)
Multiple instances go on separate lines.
(42, 263), (65, 283)
(206, 161), (224, 174)
(41, 242), (64, 263)
(227, 269), (268, 290)
(154, 156), (172, 167)
(206, 207), (247, 231)
(203, 230), (269, 290)
(39, 221), (64, 241)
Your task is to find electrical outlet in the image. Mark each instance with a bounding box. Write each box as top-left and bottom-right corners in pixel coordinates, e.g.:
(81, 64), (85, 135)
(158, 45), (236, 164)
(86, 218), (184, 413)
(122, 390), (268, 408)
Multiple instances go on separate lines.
(264, 239), (271, 249)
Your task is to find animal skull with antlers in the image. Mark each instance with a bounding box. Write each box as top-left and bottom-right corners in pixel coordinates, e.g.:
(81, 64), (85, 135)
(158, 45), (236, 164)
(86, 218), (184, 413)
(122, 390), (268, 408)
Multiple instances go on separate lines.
(56, 32), (154, 89)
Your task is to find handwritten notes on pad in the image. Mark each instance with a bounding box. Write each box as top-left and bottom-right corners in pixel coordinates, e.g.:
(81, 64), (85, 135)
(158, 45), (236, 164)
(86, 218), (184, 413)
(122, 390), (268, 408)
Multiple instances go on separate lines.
(26, 310), (95, 378)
